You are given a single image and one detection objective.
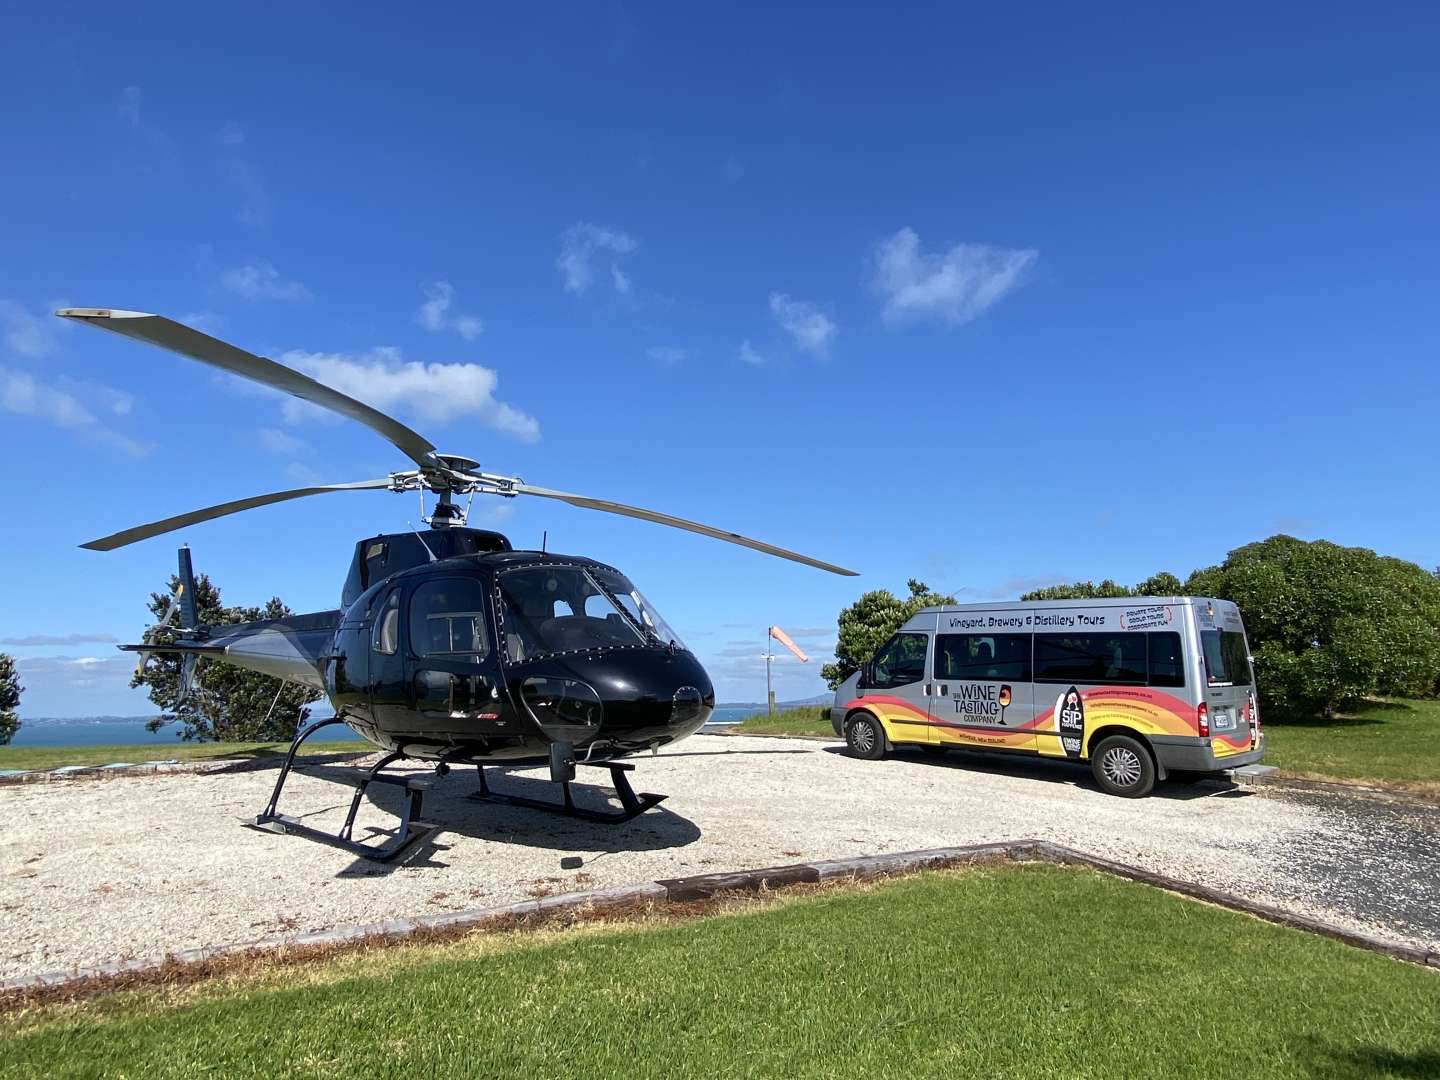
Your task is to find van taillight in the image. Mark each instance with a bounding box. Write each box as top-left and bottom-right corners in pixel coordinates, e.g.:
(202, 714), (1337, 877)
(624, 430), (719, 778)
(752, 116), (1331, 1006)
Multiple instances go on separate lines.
(1248, 692), (1260, 730)
(1197, 702), (1209, 738)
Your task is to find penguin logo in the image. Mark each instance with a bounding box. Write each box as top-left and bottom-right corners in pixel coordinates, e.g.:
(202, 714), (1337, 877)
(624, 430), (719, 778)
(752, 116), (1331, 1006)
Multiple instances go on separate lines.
(998, 684), (1012, 725)
(1056, 686), (1085, 758)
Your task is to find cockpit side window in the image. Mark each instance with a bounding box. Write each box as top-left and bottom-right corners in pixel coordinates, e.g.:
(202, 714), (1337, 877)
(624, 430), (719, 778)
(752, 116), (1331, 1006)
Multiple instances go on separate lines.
(373, 589), (401, 655)
(410, 578), (490, 659)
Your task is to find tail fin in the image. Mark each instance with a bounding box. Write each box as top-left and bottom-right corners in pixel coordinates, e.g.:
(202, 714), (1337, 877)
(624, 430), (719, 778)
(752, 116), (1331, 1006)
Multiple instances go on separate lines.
(133, 545), (203, 699)
(177, 545), (198, 631)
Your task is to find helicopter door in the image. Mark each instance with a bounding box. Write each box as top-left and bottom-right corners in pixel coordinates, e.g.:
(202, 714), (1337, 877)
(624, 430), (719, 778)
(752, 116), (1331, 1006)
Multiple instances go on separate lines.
(405, 578), (516, 737)
(368, 588), (409, 730)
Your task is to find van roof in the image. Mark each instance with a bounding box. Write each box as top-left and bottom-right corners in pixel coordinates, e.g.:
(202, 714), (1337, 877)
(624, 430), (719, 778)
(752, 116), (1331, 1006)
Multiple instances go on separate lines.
(917, 596), (1229, 614)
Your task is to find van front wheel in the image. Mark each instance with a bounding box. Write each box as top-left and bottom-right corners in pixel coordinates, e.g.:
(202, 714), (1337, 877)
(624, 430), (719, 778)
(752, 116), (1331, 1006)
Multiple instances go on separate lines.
(1090, 735), (1155, 798)
(845, 714), (886, 760)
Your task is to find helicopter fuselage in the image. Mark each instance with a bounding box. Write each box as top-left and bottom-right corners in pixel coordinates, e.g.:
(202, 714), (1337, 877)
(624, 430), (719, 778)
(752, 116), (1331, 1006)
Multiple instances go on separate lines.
(323, 546), (714, 765)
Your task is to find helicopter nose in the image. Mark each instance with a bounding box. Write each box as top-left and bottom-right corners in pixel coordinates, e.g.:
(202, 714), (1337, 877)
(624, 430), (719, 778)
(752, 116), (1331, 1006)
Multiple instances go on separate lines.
(584, 650), (715, 741)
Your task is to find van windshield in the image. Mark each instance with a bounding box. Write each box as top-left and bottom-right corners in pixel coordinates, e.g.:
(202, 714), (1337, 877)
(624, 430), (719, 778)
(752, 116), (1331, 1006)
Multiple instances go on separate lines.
(1201, 630), (1252, 686)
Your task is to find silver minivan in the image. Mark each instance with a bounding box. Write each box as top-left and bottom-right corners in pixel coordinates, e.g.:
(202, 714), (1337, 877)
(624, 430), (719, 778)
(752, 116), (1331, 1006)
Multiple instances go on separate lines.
(829, 597), (1264, 797)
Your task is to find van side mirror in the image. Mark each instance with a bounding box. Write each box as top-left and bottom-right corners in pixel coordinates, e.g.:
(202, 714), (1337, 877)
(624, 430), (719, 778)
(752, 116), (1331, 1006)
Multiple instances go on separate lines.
(859, 661), (874, 687)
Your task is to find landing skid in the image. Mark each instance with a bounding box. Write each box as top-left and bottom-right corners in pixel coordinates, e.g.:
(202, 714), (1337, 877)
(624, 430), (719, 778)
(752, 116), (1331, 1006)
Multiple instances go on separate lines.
(248, 717), (437, 862)
(467, 760), (667, 824)
(248, 720), (665, 862)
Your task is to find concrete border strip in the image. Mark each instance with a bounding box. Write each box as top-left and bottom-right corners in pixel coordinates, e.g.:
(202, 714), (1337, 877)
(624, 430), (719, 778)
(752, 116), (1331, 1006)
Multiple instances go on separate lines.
(3, 838), (1434, 999)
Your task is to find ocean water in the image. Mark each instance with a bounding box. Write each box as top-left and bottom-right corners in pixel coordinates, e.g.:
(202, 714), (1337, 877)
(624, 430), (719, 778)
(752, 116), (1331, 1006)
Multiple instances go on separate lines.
(10, 704), (780, 748)
(8, 719), (358, 748)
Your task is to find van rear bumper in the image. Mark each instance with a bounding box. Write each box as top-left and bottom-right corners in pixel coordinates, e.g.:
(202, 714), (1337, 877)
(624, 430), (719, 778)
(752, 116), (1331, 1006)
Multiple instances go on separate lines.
(1151, 733), (1265, 774)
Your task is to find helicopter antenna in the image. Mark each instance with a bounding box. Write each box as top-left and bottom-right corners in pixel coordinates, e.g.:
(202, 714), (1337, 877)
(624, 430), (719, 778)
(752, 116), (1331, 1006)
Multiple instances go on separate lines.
(407, 523), (438, 562)
(542, 529), (547, 553)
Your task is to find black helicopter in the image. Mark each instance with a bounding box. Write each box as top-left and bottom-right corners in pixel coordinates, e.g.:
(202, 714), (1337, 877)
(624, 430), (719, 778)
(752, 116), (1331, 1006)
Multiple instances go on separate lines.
(58, 308), (856, 860)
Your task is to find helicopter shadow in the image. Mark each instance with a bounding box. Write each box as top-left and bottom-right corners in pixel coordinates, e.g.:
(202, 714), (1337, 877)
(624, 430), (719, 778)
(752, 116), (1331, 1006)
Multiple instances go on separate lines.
(285, 761), (703, 877)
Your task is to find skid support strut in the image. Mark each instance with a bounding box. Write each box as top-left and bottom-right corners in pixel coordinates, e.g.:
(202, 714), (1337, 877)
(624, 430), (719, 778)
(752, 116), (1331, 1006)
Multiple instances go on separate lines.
(468, 758), (666, 824)
(250, 717), (436, 862)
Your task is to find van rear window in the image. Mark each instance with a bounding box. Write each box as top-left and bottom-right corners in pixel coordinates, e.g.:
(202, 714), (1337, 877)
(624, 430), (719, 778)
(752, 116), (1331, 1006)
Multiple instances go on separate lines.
(1201, 630), (1252, 686)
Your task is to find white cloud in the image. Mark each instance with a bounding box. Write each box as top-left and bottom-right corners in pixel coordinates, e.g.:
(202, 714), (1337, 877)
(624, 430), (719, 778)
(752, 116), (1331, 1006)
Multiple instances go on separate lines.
(221, 259), (312, 302)
(557, 223), (639, 295)
(12, 652), (143, 716)
(118, 85), (142, 127)
(180, 311), (223, 333)
(646, 345), (687, 366)
(0, 633), (118, 646)
(115, 86), (177, 161)
(871, 227), (1036, 327)
(416, 281), (484, 341)
(769, 293), (836, 354)
(0, 365), (150, 458)
(257, 427), (312, 456)
(215, 122), (267, 228)
(0, 300), (58, 358)
(738, 340), (765, 366)
(284, 461), (326, 486)
(278, 347), (539, 443)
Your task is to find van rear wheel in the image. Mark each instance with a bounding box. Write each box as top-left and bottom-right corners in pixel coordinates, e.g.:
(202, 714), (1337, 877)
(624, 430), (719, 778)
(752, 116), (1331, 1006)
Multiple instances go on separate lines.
(1090, 735), (1155, 798)
(845, 713), (886, 760)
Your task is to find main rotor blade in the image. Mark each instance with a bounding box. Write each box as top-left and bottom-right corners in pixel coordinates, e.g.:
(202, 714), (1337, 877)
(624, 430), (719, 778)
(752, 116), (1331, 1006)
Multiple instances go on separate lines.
(56, 309), (438, 470)
(513, 483), (859, 576)
(81, 479), (394, 551)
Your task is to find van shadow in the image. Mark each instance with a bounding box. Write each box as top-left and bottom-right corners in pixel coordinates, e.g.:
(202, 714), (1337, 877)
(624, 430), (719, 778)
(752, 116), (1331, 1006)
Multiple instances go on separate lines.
(821, 746), (1252, 802)
(281, 761), (702, 876)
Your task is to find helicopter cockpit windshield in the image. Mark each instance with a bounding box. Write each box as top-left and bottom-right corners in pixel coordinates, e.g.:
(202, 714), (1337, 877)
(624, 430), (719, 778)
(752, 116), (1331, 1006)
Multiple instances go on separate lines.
(498, 566), (647, 662)
(590, 567), (686, 650)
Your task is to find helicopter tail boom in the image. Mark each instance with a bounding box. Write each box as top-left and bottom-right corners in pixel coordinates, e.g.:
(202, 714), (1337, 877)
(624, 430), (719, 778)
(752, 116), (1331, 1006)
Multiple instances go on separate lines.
(121, 609), (339, 691)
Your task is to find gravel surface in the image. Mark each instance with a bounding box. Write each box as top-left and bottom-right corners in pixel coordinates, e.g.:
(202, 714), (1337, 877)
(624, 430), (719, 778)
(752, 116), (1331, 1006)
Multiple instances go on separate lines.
(3, 735), (1437, 980)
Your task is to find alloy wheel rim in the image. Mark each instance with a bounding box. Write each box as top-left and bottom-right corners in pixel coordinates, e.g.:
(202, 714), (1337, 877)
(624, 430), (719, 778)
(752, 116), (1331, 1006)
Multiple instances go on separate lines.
(1102, 747), (1143, 787)
(852, 723), (875, 753)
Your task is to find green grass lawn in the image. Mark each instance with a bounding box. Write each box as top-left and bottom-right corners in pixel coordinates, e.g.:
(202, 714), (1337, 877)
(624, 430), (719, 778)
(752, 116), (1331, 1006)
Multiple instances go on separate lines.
(730, 705), (832, 736)
(1263, 696), (1440, 791)
(0, 739), (365, 773)
(3, 864), (1436, 1079)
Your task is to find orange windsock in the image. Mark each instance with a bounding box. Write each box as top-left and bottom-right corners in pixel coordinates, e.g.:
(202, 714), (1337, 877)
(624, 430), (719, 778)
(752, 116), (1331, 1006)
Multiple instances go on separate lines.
(768, 625), (809, 663)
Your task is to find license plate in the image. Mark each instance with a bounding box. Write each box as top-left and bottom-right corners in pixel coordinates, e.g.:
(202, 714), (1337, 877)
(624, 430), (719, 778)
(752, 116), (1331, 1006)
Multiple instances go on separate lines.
(1212, 710), (1235, 731)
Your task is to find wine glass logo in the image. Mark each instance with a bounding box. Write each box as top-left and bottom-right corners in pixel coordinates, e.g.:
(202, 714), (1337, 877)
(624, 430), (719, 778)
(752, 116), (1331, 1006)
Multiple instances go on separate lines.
(998, 684), (1011, 725)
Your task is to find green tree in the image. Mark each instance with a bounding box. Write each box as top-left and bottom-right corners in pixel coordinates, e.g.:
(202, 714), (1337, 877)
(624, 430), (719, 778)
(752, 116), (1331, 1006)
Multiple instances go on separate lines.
(822, 579), (957, 689)
(133, 572), (323, 742)
(1019, 579), (1135, 601)
(0, 652), (21, 745)
(1187, 536), (1440, 720)
(1134, 571), (1184, 596)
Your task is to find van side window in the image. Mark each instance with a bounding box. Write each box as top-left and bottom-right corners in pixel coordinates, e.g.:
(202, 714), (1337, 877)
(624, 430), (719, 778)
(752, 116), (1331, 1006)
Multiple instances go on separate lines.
(1147, 632), (1186, 688)
(871, 633), (928, 689)
(373, 590), (401, 655)
(935, 634), (1031, 681)
(1035, 633), (1147, 684)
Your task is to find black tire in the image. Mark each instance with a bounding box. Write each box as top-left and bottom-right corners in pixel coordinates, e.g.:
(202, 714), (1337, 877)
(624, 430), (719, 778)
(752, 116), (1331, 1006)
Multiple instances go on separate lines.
(1090, 735), (1156, 798)
(845, 712), (886, 760)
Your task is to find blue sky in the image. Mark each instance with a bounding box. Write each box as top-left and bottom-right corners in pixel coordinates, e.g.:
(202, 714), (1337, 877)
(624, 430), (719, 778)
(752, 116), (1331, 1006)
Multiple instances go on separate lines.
(2, 3), (1437, 716)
